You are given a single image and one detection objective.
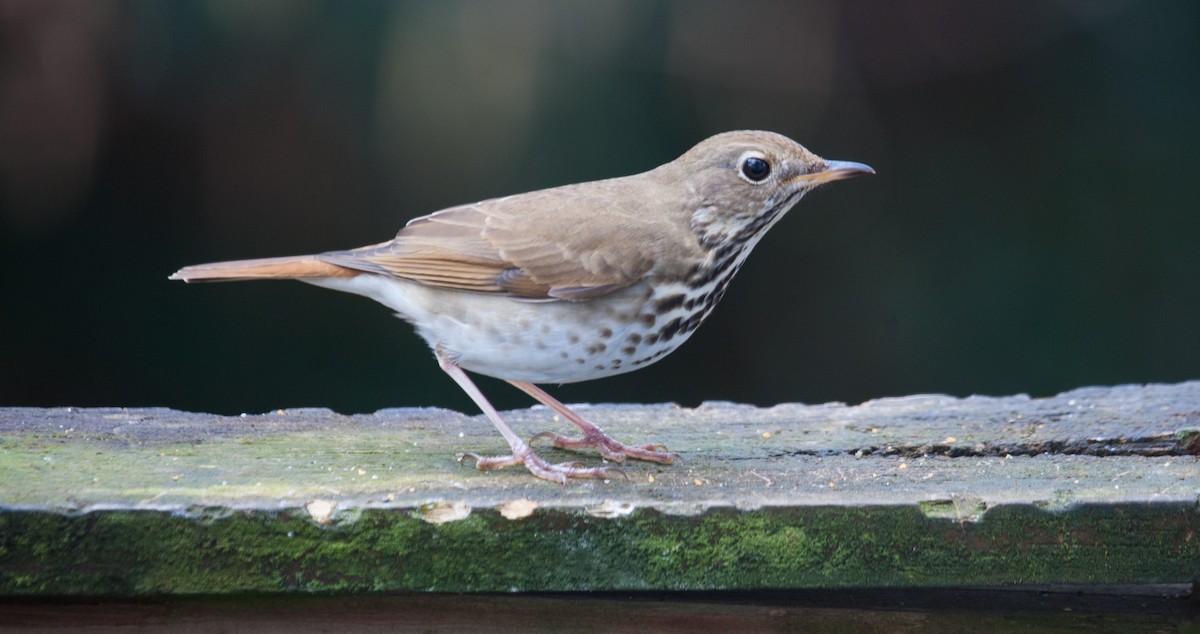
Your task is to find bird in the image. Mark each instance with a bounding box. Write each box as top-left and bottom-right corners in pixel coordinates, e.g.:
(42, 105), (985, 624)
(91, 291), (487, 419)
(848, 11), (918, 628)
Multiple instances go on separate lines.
(170, 130), (873, 483)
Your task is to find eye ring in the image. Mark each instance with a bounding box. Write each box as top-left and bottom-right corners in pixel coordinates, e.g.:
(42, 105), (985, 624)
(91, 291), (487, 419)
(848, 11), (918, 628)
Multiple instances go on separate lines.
(739, 155), (771, 183)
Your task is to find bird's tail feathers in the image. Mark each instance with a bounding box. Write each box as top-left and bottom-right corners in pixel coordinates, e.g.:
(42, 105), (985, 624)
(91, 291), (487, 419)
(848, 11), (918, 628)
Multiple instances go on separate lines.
(168, 255), (357, 283)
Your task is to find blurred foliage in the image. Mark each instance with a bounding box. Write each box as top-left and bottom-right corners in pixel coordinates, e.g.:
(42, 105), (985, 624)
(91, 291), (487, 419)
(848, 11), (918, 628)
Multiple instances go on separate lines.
(1, 0), (1197, 414)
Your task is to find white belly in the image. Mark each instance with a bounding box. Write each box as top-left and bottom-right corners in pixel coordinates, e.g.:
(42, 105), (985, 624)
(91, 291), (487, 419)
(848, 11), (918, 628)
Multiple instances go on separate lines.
(305, 275), (704, 384)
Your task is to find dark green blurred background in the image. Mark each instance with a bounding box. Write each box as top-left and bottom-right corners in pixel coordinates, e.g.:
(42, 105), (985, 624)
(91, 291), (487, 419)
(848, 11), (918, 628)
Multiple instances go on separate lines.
(2, 1), (1197, 415)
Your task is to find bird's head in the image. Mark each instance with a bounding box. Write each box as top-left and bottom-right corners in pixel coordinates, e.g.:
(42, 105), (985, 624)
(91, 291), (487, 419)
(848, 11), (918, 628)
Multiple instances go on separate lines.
(672, 130), (873, 249)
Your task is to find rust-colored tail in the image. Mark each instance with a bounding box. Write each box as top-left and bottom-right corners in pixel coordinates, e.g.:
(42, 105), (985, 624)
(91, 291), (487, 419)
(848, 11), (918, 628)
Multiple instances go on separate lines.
(169, 255), (358, 283)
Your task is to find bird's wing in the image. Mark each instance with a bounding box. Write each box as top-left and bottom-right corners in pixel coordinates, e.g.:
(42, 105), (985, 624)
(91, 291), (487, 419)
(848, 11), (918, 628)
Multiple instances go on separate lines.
(318, 181), (673, 301)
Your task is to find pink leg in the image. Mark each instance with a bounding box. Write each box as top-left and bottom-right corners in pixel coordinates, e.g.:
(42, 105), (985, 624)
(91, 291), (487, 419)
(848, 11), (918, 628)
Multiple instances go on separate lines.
(435, 350), (614, 483)
(507, 381), (675, 465)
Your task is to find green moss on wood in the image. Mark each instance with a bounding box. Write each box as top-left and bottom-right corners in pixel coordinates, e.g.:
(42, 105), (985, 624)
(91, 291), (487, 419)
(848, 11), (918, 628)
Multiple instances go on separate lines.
(2, 502), (1196, 594)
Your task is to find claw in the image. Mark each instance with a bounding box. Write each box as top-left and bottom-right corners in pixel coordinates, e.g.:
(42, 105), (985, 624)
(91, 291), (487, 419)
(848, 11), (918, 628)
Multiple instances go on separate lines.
(530, 430), (675, 465)
(460, 449), (618, 483)
(508, 381), (675, 465)
(460, 452), (526, 470)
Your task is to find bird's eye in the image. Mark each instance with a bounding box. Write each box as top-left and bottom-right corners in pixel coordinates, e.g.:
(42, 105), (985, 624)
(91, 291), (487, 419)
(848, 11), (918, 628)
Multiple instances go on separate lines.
(740, 156), (771, 182)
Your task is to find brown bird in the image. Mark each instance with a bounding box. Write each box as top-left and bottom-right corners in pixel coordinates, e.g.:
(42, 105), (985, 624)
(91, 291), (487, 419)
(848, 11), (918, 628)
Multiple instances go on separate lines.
(170, 130), (872, 482)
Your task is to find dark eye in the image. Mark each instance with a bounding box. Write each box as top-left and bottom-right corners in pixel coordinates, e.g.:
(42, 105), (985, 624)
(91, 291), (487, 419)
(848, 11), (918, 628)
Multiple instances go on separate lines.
(740, 156), (771, 182)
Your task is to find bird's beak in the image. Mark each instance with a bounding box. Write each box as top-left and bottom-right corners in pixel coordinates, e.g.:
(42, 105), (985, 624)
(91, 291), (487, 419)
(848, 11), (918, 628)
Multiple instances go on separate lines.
(789, 160), (875, 186)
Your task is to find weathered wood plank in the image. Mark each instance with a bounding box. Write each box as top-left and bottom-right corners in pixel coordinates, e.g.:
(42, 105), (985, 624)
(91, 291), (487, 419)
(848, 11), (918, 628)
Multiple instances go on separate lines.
(1, 382), (1197, 594)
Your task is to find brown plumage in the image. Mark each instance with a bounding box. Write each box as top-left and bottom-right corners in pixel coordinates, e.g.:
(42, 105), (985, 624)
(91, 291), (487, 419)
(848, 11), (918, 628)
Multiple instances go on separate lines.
(171, 130), (873, 482)
(169, 255), (357, 281)
(173, 170), (690, 299)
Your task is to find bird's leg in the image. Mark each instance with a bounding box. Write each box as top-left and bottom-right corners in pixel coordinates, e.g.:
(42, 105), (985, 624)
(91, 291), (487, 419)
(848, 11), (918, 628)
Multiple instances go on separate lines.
(435, 350), (615, 483)
(508, 381), (675, 465)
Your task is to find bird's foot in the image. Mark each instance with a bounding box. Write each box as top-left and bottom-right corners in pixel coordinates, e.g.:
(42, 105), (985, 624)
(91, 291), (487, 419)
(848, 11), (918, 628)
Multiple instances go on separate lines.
(529, 429), (676, 464)
(460, 450), (621, 484)
(505, 381), (676, 465)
